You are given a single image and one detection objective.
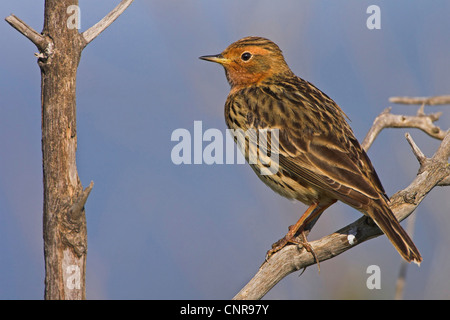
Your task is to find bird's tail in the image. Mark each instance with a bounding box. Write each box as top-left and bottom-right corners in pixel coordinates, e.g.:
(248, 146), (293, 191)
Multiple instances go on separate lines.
(366, 200), (422, 265)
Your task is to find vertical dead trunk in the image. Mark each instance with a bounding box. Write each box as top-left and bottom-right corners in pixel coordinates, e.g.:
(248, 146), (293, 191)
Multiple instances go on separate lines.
(40, 0), (87, 300)
(6, 0), (133, 299)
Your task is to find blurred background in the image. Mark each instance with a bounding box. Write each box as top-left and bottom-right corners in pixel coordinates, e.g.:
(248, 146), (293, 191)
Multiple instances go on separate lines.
(1, 0), (449, 299)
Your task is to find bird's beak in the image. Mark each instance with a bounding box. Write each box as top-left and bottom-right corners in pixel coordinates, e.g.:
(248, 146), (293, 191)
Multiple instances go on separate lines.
(199, 54), (230, 65)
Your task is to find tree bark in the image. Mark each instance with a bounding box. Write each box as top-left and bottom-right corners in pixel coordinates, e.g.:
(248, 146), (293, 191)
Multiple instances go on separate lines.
(40, 0), (86, 300)
(6, 0), (133, 299)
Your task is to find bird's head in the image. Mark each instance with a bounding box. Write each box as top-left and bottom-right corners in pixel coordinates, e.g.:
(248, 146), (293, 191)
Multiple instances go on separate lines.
(200, 36), (292, 91)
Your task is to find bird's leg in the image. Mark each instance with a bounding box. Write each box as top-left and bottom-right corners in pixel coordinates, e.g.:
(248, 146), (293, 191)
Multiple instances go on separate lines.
(295, 231), (321, 273)
(265, 201), (336, 263)
(292, 200), (336, 272)
(266, 203), (319, 260)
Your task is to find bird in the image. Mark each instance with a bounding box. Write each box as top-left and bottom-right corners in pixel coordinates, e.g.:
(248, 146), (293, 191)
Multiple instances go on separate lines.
(199, 36), (422, 265)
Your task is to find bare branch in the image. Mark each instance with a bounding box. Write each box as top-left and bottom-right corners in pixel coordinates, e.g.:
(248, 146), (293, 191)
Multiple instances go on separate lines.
(5, 14), (50, 51)
(81, 0), (134, 47)
(362, 107), (446, 150)
(389, 95), (450, 106)
(405, 133), (426, 166)
(433, 129), (450, 162)
(67, 181), (94, 222)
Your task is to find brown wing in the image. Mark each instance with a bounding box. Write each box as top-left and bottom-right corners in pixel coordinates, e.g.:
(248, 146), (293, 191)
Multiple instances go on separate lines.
(225, 77), (422, 264)
(228, 77), (388, 209)
(277, 132), (381, 208)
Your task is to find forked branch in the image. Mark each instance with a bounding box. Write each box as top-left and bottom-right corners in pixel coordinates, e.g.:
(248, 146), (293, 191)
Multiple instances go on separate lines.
(5, 14), (50, 51)
(362, 106), (446, 150)
(5, 0), (133, 300)
(6, 0), (134, 52)
(81, 0), (134, 47)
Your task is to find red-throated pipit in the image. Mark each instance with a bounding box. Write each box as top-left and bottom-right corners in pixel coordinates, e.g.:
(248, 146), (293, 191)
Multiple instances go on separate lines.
(200, 36), (422, 265)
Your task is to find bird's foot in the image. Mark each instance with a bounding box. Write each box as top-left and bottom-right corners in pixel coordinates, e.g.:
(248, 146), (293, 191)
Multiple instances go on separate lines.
(265, 224), (296, 260)
(265, 230), (321, 273)
(265, 237), (290, 260)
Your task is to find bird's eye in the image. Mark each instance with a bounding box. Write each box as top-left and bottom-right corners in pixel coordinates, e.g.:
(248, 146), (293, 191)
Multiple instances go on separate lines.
(241, 52), (252, 61)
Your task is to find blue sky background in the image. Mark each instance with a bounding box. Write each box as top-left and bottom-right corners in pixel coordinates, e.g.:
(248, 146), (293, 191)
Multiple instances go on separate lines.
(1, 0), (449, 299)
